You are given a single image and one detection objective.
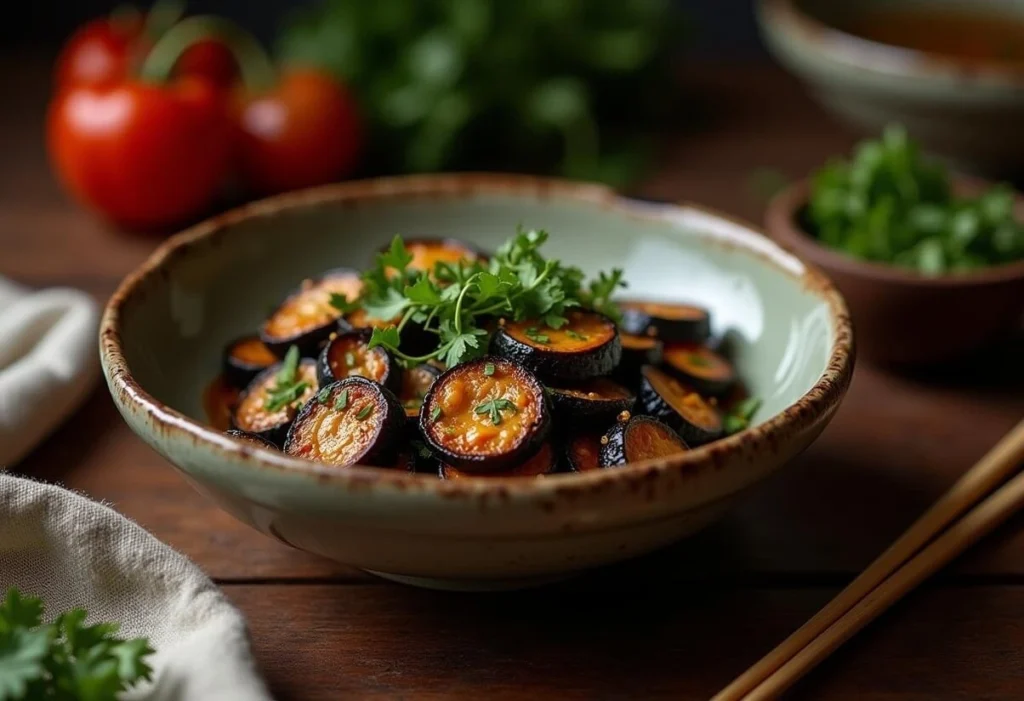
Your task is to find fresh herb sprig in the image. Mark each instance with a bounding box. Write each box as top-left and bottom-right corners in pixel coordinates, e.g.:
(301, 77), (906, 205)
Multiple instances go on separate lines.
(474, 398), (517, 426)
(354, 229), (626, 368)
(0, 588), (154, 701)
(264, 346), (309, 412)
(723, 397), (762, 435)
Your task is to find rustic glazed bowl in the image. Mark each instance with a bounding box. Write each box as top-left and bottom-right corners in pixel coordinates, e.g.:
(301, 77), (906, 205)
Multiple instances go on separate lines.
(766, 178), (1024, 366)
(100, 174), (853, 591)
(757, 0), (1024, 176)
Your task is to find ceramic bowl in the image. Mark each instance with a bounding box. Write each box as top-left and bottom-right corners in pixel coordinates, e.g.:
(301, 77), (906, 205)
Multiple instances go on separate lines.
(766, 178), (1024, 366)
(756, 0), (1024, 176)
(100, 174), (853, 591)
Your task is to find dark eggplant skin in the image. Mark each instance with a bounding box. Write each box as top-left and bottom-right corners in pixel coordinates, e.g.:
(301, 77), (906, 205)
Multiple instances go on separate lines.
(613, 333), (664, 391)
(231, 359), (319, 447)
(661, 343), (736, 398)
(420, 357), (551, 472)
(639, 366), (723, 446)
(259, 268), (363, 358)
(599, 414), (688, 468)
(316, 329), (401, 394)
(222, 335), (277, 389)
(490, 312), (622, 383)
(619, 301), (711, 344)
(225, 429), (280, 452)
(283, 377), (405, 467)
(438, 442), (557, 480)
(548, 378), (636, 428)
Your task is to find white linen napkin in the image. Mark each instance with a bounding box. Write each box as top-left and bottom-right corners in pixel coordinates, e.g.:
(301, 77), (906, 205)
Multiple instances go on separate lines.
(0, 277), (99, 467)
(0, 474), (272, 700)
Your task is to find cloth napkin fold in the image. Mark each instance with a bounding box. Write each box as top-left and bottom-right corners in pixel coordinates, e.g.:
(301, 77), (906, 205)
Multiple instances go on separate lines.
(0, 277), (99, 467)
(0, 474), (272, 700)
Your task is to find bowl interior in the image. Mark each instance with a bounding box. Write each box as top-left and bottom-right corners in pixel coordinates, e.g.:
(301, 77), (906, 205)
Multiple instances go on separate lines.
(115, 185), (837, 444)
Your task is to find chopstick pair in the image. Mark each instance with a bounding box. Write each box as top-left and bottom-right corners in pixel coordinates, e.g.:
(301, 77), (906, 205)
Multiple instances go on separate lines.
(713, 418), (1024, 701)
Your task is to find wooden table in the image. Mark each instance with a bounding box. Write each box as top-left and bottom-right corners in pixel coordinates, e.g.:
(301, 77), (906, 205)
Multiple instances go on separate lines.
(4, 53), (1023, 700)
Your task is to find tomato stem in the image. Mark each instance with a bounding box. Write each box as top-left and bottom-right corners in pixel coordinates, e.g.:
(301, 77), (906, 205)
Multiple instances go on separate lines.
(109, 4), (144, 34)
(139, 15), (276, 90)
(143, 0), (185, 40)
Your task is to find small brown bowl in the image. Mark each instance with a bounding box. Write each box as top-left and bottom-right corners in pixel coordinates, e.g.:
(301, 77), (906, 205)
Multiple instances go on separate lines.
(765, 179), (1024, 366)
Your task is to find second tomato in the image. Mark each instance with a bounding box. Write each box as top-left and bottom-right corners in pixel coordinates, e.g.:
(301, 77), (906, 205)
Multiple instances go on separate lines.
(235, 69), (361, 196)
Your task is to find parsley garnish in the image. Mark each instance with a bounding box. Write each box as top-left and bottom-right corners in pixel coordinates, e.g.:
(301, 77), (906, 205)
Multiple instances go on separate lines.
(525, 327), (551, 344)
(723, 397), (762, 434)
(317, 387), (331, 404)
(687, 353), (713, 368)
(328, 292), (359, 314)
(334, 389), (349, 410)
(429, 406), (442, 422)
(264, 346), (310, 412)
(474, 398), (517, 426)
(565, 329), (588, 341)
(354, 230), (625, 368)
(0, 587), (154, 700)
(356, 404), (374, 420)
(484, 363), (496, 376)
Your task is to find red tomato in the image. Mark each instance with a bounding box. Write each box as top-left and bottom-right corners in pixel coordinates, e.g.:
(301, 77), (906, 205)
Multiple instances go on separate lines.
(47, 77), (232, 230)
(174, 39), (239, 89)
(55, 15), (145, 89)
(235, 69), (361, 195)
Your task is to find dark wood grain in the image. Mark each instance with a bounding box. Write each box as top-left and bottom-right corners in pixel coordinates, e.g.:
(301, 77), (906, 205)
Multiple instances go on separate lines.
(3, 51), (1024, 699)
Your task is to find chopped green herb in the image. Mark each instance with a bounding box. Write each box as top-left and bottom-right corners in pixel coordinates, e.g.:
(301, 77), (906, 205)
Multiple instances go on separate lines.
(411, 440), (433, 460)
(430, 405), (442, 422)
(317, 387), (331, 405)
(723, 397), (762, 435)
(265, 382), (310, 412)
(334, 388), (349, 410)
(277, 345), (300, 384)
(807, 124), (1024, 274)
(525, 327), (551, 344)
(474, 397), (517, 426)
(564, 329), (589, 341)
(484, 362), (496, 376)
(329, 292), (359, 314)
(687, 353), (712, 368)
(356, 404), (374, 420)
(344, 351), (356, 368)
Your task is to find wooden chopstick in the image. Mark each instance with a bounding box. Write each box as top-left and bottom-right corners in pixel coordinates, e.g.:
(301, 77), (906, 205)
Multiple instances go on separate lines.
(713, 418), (1024, 701)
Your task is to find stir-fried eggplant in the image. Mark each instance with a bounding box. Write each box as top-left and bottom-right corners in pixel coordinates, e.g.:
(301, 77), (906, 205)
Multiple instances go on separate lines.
(440, 442), (556, 479)
(491, 310), (621, 382)
(564, 432), (603, 473)
(614, 333), (664, 389)
(232, 357), (319, 446)
(639, 365), (723, 446)
(399, 364), (442, 429)
(620, 300), (711, 344)
(599, 412), (689, 468)
(259, 268), (362, 357)
(225, 429), (279, 451)
(222, 335), (278, 389)
(662, 343), (736, 397)
(548, 377), (635, 427)
(420, 357), (551, 472)
(317, 329), (400, 393)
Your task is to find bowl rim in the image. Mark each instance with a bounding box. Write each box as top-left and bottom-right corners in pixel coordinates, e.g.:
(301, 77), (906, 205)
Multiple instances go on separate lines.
(100, 173), (854, 498)
(766, 177), (1024, 287)
(758, 0), (1024, 87)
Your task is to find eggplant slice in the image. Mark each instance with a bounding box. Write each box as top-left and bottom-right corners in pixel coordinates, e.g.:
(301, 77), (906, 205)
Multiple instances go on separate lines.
(440, 442), (556, 480)
(222, 335), (278, 389)
(399, 364), (442, 429)
(317, 329), (400, 393)
(620, 300), (711, 343)
(614, 333), (664, 390)
(259, 268), (363, 357)
(491, 310), (622, 382)
(639, 365), (723, 446)
(283, 377), (405, 467)
(549, 377), (635, 427)
(420, 357), (551, 472)
(379, 238), (487, 275)
(225, 429), (279, 452)
(232, 358), (319, 446)
(565, 432), (604, 473)
(662, 343), (736, 397)
(599, 413), (689, 468)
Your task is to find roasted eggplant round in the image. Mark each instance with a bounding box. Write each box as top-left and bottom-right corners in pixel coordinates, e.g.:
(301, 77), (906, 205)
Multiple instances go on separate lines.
(399, 364), (442, 429)
(491, 310), (621, 382)
(203, 376), (240, 432)
(224, 429), (279, 451)
(548, 377), (635, 427)
(662, 343), (736, 397)
(259, 268), (363, 357)
(439, 442), (556, 480)
(565, 432), (603, 473)
(599, 413), (689, 468)
(222, 335), (278, 389)
(232, 358), (319, 446)
(639, 365), (723, 446)
(614, 333), (664, 390)
(420, 357), (551, 472)
(620, 300), (711, 343)
(283, 377), (405, 467)
(316, 329), (400, 393)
